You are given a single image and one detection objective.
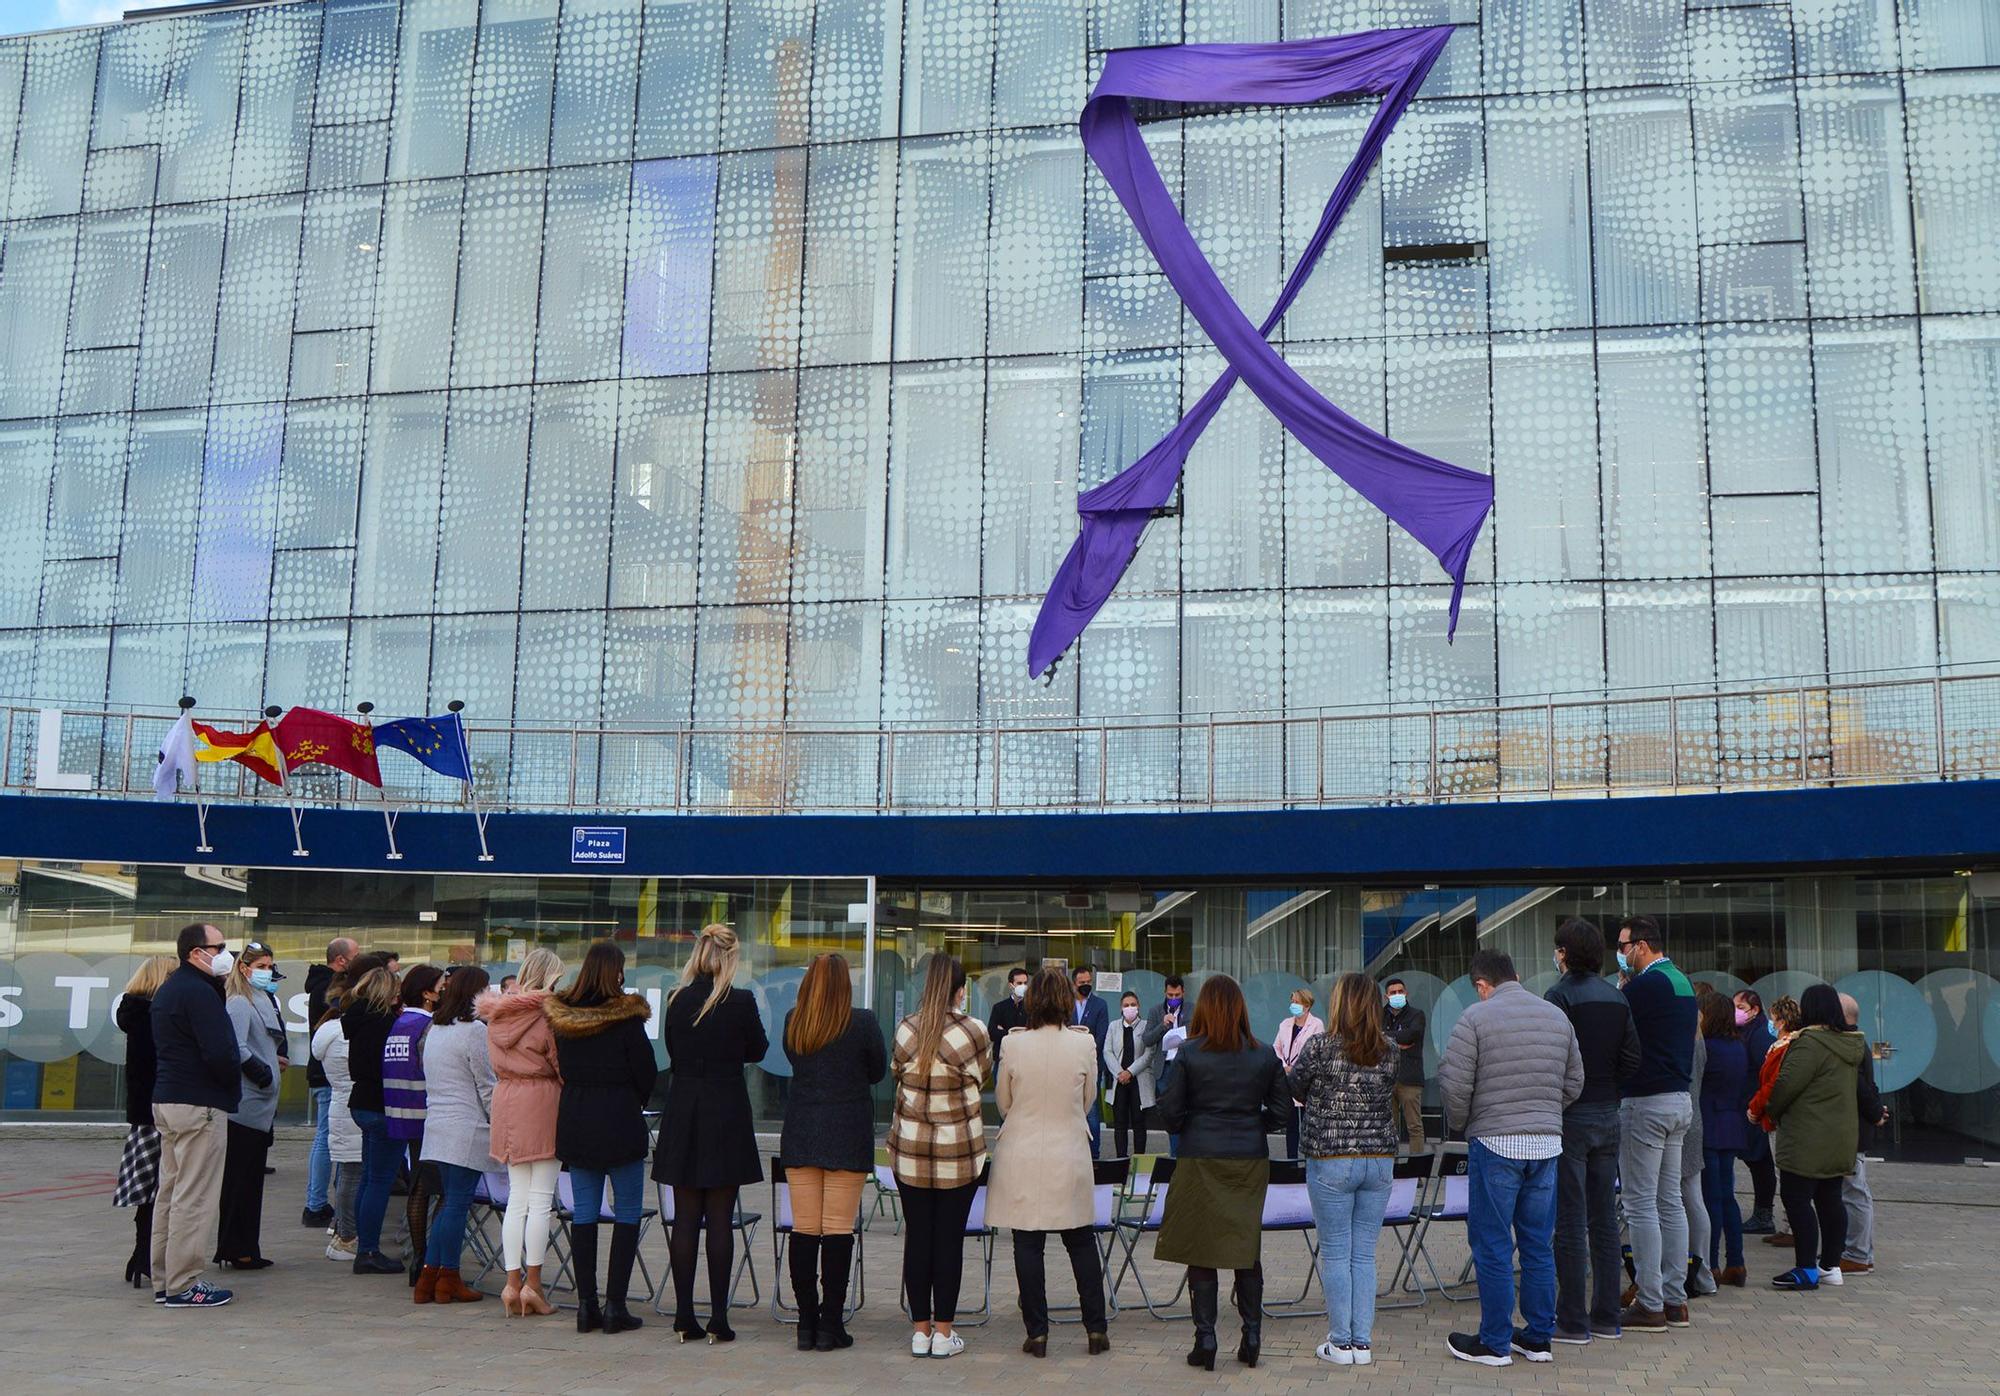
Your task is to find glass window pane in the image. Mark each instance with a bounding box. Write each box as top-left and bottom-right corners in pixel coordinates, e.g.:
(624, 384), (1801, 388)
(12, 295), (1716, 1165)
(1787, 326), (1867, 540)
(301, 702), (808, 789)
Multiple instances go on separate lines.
(452, 172), (545, 388)
(982, 357), (1079, 598)
(1590, 92), (1699, 326)
(1712, 494), (1820, 576)
(108, 625), (189, 709)
(710, 149), (805, 373)
(1279, 106), (1379, 343)
(635, 0), (725, 158)
(468, 0), (559, 175)
(988, 130), (1082, 358)
(886, 361), (982, 599)
(232, 3), (317, 198)
(347, 615), (432, 715)
(373, 179), (463, 393)
(536, 166), (628, 382)
(550, 0), (642, 165)
(882, 598), (978, 721)
(315, 0), (399, 126)
(431, 612), (516, 719)
(517, 610), (604, 726)
(353, 393), (446, 616)
(49, 417), (127, 561)
(1498, 581), (1604, 697)
(91, 17), (172, 151)
(610, 377), (704, 608)
(792, 365), (888, 603)
(266, 618), (349, 700)
(1487, 95), (1592, 333)
(295, 187), (382, 332)
(1599, 330), (1710, 579)
(41, 558), (115, 627)
(809, 0), (899, 143)
(800, 140), (896, 366)
(308, 119), (388, 189)
(1390, 584), (1495, 706)
(159, 16), (242, 204)
(1903, 0), (2000, 69)
(1182, 348), (1285, 592)
(135, 204), (224, 411)
(1286, 588), (1389, 712)
(1926, 317), (2000, 572)
(1288, 339), (1389, 587)
(522, 383), (616, 610)
(787, 601), (882, 726)
(625, 157), (717, 377)
(901, 0), (993, 136)
(1705, 323), (1816, 494)
(212, 196), (304, 405)
(1799, 79), (1916, 317)
(436, 388), (531, 614)
(191, 405), (284, 624)
(719, 0), (812, 152)
(1714, 577), (1825, 683)
(271, 548), (357, 620)
(118, 410), (204, 626)
(1693, 82), (1803, 245)
(1908, 72), (2000, 316)
(994, 0), (1085, 128)
(0, 220), (76, 420)
(893, 137), (988, 361)
(1493, 331), (1599, 583)
(693, 604), (787, 724)
(0, 421), (53, 627)
(277, 399), (364, 550)
(1815, 321), (1932, 573)
(1184, 592), (1282, 716)
(10, 30), (98, 220)
(1389, 335), (1491, 585)
(1826, 577), (1936, 676)
(699, 372), (797, 606)
(1606, 580), (1713, 692)
(604, 608), (694, 724)
(388, 0), (477, 181)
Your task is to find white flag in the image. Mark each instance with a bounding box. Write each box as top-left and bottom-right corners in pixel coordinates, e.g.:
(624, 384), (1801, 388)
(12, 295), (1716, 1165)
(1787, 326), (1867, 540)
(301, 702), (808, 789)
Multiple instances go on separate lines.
(153, 712), (196, 801)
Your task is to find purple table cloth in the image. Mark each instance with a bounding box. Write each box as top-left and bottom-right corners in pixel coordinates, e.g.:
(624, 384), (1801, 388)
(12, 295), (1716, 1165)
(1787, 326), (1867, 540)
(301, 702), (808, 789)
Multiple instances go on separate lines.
(1029, 27), (1494, 677)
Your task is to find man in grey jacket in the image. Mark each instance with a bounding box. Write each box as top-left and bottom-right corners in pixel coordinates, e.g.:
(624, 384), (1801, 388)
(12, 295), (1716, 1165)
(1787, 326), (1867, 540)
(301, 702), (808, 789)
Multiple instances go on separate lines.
(1439, 950), (1585, 1368)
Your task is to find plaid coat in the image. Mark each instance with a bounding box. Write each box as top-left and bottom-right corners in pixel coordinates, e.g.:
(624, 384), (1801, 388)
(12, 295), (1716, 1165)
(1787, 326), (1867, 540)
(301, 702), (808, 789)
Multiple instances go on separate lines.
(888, 1011), (993, 1190)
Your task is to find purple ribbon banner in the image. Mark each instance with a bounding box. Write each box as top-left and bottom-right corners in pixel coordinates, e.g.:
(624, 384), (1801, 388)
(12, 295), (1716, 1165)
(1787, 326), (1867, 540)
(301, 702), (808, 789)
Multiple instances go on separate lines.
(1028, 27), (1494, 677)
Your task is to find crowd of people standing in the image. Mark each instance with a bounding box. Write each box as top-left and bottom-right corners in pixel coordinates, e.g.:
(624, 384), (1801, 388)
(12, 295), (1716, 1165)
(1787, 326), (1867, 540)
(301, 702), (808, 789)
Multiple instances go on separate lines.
(114, 915), (1883, 1369)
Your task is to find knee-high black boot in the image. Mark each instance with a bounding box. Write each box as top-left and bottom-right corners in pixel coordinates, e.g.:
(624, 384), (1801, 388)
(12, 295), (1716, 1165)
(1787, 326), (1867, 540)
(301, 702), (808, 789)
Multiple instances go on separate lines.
(602, 1222), (644, 1333)
(571, 1223), (603, 1333)
(1233, 1264), (1264, 1367)
(816, 1234), (855, 1350)
(1187, 1268), (1219, 1370)
(789, 1233), (822, 1350)
(126, 1204), (153, 1287)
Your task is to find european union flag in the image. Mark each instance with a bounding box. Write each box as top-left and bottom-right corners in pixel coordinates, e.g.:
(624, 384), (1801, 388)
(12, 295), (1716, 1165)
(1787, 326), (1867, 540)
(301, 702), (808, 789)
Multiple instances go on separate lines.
(374, 713), (472, 782)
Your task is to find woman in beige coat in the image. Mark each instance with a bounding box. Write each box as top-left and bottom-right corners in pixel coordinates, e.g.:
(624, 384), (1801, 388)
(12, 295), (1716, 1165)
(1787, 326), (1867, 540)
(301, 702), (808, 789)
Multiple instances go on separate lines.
(988, 966), (1110, 1359)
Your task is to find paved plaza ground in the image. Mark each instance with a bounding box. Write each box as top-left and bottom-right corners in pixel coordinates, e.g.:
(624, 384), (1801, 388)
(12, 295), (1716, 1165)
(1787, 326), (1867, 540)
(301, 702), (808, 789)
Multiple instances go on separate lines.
(4, 1131), (1997, 1394)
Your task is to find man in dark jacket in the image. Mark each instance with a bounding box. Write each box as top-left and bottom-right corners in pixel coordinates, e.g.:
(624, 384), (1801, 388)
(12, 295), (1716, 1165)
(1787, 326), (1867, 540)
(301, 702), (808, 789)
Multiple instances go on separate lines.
(303, 936), (356, 1227)
(1382, 978), (1427, 1151)
(1545, 918), (1642, 1344)
(1072, 965), (1110, 1156)
(151, 922), (243, 1309)
(1141, 975), (1190, 1155)
(985, 966), (1029, 1073)
(1837, 992), (1887, 1275)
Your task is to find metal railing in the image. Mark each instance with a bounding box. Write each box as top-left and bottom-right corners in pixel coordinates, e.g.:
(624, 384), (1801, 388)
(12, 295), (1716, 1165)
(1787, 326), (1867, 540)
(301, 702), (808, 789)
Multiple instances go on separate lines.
(7, 668), (2000, 816)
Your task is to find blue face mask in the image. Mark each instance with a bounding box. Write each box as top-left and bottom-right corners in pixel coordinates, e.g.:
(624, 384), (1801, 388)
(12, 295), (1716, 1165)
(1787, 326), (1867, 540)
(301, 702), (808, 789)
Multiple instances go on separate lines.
(1387, 993), (1407, 1011)
(1166, 996), (1182, 1009)
(249, 967), (275, 991)
(1288, 1002), (1306, 1017)
(1616, 950), (1632, 974)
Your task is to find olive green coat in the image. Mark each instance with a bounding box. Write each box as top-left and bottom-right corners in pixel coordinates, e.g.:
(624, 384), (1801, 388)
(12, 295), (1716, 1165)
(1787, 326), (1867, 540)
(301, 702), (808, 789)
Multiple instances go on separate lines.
(1765, 1026), (1864, 1179)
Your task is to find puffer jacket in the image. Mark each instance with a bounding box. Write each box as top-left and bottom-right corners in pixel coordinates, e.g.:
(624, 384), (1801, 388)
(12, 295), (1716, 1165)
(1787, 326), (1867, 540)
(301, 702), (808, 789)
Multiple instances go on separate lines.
(1439, 980), (1584, 1140)
(311, 1018), (361, 1163)
(1766, 1025), (1864, 1179)
(545, 991), (656, 1171)
(1287, 1033), (1399, 1157)
(478, 988), (562, 1165)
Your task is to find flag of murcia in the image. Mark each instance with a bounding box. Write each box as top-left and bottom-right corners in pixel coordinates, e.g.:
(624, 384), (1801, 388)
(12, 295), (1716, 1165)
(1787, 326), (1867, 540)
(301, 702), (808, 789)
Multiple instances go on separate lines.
(274, 707), (384, 787)
(373, 712), (473, 782)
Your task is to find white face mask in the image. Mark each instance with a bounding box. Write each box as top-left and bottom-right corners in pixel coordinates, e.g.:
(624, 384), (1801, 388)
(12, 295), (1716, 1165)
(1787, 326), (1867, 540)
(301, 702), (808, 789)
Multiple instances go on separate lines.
(206, 947), (234, 977)
(1012, 982), (1026, 999)
(1121, 1005), (1138, 1023)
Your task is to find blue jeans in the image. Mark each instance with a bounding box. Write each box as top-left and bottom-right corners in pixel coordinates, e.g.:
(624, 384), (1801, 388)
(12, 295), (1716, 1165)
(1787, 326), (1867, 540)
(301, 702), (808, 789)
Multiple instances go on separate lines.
(1467, 1140), (1557, 1355)
(1306, 1156), (1393, 1348)
(570, 1160), (644, 1224)
(352, 1107), (402, 1254)
(424, 1162), (482, 1267)
(307, 1086), (332, 1212)
(1702, 1147), (1744, 1269)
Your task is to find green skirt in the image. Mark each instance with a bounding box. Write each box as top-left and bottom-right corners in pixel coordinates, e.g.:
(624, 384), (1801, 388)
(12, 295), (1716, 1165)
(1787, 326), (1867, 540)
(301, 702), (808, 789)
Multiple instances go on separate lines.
(1153, 1156), (1269, 1271)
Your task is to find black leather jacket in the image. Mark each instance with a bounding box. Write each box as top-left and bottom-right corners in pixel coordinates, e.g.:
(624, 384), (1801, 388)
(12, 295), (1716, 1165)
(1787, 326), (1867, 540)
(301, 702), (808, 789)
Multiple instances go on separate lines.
(1154, 1036), (1291, 1158)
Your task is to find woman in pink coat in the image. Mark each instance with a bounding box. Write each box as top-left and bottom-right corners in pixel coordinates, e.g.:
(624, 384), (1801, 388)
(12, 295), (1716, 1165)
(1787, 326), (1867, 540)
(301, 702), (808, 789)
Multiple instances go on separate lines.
(476, 948), (564, 1316)
(1273, 986), (1325, 1160)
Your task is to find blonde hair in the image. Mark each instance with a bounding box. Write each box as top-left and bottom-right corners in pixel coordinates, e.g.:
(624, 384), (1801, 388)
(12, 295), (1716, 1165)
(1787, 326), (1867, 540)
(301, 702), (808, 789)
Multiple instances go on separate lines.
(226, 945), (275, 1001)
(516, 947), (564, 993)
(1291, 985), (1316, 1011)
(672, 923), (740, 1024)
(350, 965), (399, 1014)
(123, 955), (176, 999)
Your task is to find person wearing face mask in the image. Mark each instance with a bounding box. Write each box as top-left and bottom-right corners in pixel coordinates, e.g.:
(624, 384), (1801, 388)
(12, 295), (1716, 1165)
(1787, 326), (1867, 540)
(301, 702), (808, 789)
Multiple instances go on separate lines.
(987, 967), (1030, 1074)
(1732, 989), (1779, 1233)
(1381, 979), (1428, 1153)
(385, 964), (447, 1285)
(1613, 916), (1699, 1335)
(1273, 988), (1325, 1159)
(1071, 966), (1110, 1157)
(890, 953), (993, 1359)
(1143, 975), (1190, 1155)
(1106, 991), (1159, 1157)
(149, 923), (244, 1308)
(1543, 918), (1641, 1343)
(214, 942), (287, 1271)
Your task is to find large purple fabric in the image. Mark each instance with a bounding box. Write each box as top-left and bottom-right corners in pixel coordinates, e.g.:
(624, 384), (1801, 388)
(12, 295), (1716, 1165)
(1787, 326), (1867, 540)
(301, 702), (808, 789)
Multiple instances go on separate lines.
(1028, 27), (1494, 677)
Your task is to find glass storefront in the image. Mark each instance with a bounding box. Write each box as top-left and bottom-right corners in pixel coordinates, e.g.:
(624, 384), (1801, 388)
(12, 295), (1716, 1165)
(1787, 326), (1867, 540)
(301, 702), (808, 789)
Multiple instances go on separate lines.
(11, 857), (1998, 1159)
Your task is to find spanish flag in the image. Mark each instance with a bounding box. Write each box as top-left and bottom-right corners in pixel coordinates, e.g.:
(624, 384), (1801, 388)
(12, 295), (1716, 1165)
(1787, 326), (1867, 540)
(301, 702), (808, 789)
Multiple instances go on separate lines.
(192, 721), (286, 788)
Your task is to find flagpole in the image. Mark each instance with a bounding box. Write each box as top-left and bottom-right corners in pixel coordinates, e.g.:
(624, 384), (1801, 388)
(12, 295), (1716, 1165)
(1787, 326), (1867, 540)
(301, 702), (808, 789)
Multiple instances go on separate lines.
(267, 704), (309, 859)
(358, 702), (402, 861)
(183, 696), (213, 854)
(450, 700), (494, 863)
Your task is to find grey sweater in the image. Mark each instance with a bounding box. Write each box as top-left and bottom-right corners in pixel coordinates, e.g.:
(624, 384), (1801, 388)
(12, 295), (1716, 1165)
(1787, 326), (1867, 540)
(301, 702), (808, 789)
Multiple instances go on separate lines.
(1439, 981), (1584, 1140)
(419, 1020), (498, 1174)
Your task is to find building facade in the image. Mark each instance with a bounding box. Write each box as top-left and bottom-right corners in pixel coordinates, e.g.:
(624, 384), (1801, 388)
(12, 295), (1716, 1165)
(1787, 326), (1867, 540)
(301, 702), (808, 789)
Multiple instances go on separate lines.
(0, 0), (1997, 1150)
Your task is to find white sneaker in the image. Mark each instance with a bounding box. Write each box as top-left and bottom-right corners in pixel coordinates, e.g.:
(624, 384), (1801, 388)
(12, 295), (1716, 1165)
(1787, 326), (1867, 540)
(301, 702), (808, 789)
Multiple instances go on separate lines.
(1817, 1267), (1843, 1286)
(1351, 1344), (1373, 1366)
(911, 1331), (931, 1357)
(324, 1237), (355, 1261)
(1316, 1341), (1353, 1366)
(930, 1330), (965, 1359)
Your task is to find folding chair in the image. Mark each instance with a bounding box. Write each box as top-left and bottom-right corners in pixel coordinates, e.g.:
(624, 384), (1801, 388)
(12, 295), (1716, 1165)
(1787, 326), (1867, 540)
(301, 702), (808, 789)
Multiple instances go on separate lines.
(1376, 1151), (1440, 1310)
(1047, 1156), (1128, 1324)
(870, 1163), (902, 1234)
(1259, 1159), (1324, 1318)
(1110, 1154), (1191, 1319)
(647, 1181), (763, 1317)
(768, 1160), (868, 1324)
(547, 1171), (659, 1310)
(464, 1170), (509, 1292)
(896, 1167), (999, 1327)
(1396, 1142), (1475, 1301)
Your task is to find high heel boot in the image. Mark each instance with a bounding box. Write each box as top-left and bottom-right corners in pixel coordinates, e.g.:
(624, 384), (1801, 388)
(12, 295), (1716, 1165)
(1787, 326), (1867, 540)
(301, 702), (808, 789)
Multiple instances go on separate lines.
(789, 1233), (821, 1351)
(1186, 1268), (1219, 1370)
(815, 1234), (855, 1350)
(1233, 1264), (1264, 1368)
(571, 1223), (603, 1333)
(602, 1222), (645, 1333)
(125, 1204), (152, 1288)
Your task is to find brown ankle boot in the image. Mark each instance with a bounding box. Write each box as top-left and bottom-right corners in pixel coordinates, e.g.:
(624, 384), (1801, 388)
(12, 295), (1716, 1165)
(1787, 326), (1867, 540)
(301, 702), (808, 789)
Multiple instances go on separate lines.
(436, 1268), (484, 1303)
(413, 1265), (440, 1304)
